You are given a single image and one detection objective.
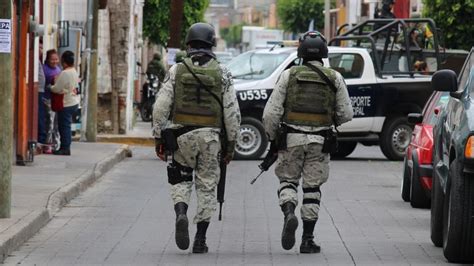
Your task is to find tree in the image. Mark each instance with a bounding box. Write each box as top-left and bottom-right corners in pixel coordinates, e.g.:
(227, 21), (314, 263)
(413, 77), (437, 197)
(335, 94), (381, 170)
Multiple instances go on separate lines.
(143, 0), (210, 47)
(276, 0), (326, 35)
(220, 24), (244, 47)
(422, 0), (474, 50)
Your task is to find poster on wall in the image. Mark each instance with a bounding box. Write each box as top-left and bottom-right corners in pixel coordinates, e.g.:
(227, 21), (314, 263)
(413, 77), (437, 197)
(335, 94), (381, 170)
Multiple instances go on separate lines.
(0, 19), (12, 54)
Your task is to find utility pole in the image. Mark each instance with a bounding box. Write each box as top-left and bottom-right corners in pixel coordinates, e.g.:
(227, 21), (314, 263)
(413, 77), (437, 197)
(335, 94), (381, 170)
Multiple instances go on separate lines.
(86, 0), (98, 141)
(168, 0), (184, 48)
(82, 0), (98, 141)
(324, 0), (330, 39)
(0, 0), (13, 218)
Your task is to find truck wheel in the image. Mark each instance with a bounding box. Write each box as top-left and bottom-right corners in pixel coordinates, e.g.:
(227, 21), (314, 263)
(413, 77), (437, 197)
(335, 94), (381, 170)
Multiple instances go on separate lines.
(235, 117), (268, 160)
(401, 157), (411, 202)
(442, 159), (474, 263)
(380, 117), (412, 161)
(330, 141), (357, 159)
(430, 165), (444, 247)
(409, 151), (430, 208)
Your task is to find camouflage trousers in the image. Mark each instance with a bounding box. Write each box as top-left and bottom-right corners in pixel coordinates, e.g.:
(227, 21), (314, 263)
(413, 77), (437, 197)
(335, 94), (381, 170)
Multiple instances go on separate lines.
(275, 143), (329, 221)
(170, 129), (221, 224)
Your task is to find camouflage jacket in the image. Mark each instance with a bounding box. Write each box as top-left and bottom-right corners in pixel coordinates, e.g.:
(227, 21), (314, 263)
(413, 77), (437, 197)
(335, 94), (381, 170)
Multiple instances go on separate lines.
(152, 58), (241, 143)
(263, 61), (353, 147)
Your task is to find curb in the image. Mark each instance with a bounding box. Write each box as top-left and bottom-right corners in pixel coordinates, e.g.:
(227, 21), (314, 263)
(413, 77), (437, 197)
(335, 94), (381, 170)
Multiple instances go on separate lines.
(0, 145), (132, 262)
(96, 135), (154, 147)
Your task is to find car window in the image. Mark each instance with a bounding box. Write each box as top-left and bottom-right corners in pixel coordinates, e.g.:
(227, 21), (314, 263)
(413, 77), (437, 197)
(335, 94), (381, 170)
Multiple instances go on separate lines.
(328, 53), (364, 79)
(423, 92), (449, 125)
(227, 52), (290, 80)
(459, 52), (473, 92)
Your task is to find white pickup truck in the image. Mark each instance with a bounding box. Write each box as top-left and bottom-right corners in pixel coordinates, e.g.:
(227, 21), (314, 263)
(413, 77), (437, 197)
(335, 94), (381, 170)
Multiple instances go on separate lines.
(228, 46), (433, 160)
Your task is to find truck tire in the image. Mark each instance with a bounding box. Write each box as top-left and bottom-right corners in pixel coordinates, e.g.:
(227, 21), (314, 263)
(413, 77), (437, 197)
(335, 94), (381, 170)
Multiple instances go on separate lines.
(430, 165), (444, 247)
(330, 141), (357, 159)
(409, 152), (430, 208)
(401, 157), (411, 202)
(380, 117), (412, 161)
(235, 117), (268, 160)
(442, 159), (474, 263)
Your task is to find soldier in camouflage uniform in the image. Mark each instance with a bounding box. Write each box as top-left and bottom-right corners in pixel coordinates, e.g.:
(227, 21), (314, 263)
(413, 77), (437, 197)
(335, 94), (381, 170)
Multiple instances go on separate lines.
(152, 22), (241, 253)
(263, 31), (353, 253)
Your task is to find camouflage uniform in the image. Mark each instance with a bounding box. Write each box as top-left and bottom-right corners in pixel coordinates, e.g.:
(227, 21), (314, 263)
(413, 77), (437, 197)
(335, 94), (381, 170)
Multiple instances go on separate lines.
(153, 59), (241, 224)
(263, 61), (353, 221)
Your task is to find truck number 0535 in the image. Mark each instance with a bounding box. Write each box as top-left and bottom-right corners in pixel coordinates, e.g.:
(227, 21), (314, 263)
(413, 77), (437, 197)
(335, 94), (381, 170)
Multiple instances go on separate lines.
(239, 89), (268, 101)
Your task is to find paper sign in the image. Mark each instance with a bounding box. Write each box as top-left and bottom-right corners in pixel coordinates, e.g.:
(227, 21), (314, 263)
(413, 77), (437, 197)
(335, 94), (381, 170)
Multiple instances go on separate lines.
(0, 19), (12, 54)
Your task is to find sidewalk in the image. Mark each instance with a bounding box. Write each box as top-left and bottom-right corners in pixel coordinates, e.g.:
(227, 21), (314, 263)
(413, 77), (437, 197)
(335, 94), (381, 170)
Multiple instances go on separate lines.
(97, 121), (154, 146)
(0, 142), (131, 262)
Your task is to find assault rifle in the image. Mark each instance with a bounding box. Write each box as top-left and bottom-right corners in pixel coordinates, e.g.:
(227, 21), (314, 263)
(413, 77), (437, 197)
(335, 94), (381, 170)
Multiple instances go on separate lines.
(250, 143), (278, 184)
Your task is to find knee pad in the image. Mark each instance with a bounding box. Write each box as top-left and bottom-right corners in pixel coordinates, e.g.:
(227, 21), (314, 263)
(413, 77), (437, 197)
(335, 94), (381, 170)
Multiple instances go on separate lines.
(168, 160), (193, 185)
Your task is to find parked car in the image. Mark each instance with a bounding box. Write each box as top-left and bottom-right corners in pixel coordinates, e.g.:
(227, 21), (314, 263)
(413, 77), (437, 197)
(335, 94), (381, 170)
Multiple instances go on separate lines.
(215, 52), (233, 65)
(430, 47), (474, 263)
(401, 91), (449, 208)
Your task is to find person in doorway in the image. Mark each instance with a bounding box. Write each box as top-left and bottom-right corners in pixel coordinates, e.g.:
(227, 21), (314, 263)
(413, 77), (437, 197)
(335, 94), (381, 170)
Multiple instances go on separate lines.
(37, 40), (47, 147)
(43, 49), (62, 153)
(50, 51), (79, 156)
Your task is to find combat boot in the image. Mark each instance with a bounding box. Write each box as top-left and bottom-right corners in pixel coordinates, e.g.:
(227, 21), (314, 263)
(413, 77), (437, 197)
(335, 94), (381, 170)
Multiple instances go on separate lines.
(192, 221), (209, 253)
(281, 202), (298, 250)
(174, 202), (189, 250)
(300, 220), (321, 253)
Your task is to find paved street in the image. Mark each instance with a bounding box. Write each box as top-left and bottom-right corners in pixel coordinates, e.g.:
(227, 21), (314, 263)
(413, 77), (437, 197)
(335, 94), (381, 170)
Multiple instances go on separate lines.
(4, 145), (451, 265)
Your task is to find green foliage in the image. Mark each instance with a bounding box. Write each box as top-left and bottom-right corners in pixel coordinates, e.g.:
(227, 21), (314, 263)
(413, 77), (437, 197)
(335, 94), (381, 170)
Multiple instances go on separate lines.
(422, 0), (474, 50)
(277, 0), (330, 34)
(143, 0), (210, 47)
(220, 24), (244, 47)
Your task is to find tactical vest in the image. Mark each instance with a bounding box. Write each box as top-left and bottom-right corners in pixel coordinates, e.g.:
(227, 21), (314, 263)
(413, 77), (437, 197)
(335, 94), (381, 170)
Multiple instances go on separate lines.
(172, 58), (223, 128)
(282, 65), (337, 127)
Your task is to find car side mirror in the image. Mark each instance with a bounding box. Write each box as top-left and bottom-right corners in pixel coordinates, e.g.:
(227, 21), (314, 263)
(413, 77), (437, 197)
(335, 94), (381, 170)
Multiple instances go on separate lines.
(407, 113), (423, 125)
(431, 69), (458, 92)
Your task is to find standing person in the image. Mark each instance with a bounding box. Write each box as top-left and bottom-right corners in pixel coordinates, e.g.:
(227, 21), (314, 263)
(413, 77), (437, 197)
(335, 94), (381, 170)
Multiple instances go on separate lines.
(147, 52), (166, 82)
(262, 31), (353, 253)
(50, 51), (79, 155)
(37, 40), (47, 146)
(43, 49), (62, 153)
(152, 23), (240, 253)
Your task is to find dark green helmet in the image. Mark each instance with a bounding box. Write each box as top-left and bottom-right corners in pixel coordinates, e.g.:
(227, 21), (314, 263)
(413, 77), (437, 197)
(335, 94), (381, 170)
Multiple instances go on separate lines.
(297, 31), (328, 60)
(185, 22), (216, 47)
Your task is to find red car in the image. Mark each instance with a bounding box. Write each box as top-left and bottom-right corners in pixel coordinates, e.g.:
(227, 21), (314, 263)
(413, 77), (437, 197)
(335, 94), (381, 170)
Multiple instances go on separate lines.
(401, 91), (449, 208)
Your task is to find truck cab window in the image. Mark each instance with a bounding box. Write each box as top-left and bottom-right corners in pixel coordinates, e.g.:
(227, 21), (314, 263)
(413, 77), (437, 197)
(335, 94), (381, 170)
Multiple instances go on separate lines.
(328, 53), (364, 79)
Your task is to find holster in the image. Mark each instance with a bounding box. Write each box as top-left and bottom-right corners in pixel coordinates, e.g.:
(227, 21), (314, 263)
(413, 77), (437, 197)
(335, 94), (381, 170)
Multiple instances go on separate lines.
(167, 159), (193, 185)
(322, 130), (338, 154)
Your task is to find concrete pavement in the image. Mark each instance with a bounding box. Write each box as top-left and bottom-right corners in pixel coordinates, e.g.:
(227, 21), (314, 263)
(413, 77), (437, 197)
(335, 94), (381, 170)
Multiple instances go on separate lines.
(0, 142), (131, 262)
(3, 145), (452, 265)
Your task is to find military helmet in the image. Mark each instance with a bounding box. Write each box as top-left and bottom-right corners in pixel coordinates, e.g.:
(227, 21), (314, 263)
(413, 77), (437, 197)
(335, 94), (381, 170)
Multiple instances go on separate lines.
(185, 22), (216, 47)
(297, 31), (328, 60)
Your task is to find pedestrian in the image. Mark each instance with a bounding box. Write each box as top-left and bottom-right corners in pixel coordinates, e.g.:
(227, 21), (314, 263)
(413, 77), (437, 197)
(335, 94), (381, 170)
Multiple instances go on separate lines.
(152, 22), (241, 253)
(43, 49), (62, 153)
(50, 51), (79, 156)
(262, 31), (353, 253)
(37, 40), (47, 147)
(147, 52), (166, 82)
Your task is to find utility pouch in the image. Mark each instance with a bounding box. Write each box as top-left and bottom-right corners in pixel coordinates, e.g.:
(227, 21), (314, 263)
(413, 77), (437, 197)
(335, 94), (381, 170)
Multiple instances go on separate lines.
(322, 130), (338, 154)
(276, 126), (288, 150)
(162, 129), (178, 152)
(167, 163), (182, 185)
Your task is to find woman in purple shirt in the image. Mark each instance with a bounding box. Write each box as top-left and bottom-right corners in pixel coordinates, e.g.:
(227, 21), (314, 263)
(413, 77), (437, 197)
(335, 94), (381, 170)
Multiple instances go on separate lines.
(42, 50), (62, 153)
